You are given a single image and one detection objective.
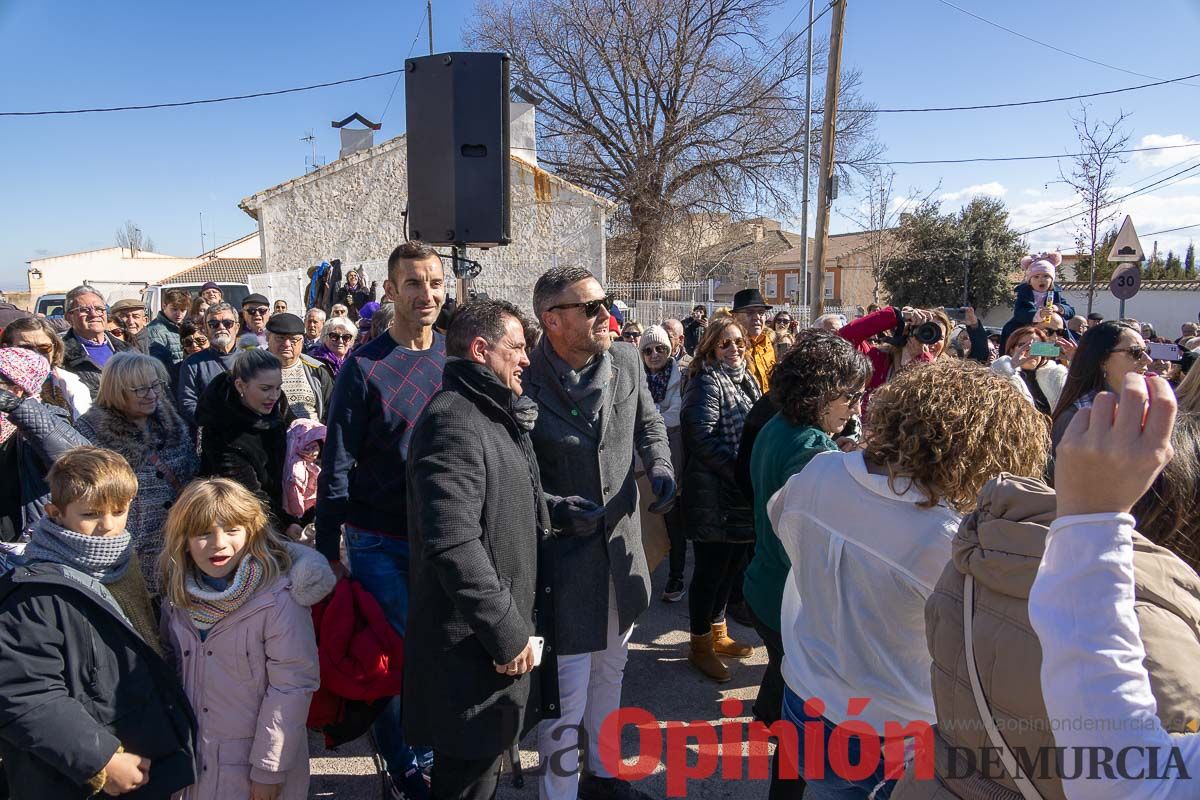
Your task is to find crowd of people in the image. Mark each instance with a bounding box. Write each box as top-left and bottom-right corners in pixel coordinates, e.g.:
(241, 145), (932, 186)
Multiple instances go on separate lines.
(0, 242), (1197, 800)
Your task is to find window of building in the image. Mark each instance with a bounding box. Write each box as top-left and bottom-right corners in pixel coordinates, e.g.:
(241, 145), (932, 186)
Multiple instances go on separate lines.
(784, 273), (799, 301)
(824, 271), (835, 300)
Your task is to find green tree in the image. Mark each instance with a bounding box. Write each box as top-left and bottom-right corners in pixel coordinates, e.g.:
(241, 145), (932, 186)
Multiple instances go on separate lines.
(1165, 251), (1184, 279)
(879, 196), (1025, 311)
(1186, 242), (1196, 277)
(1071, 226), (1118, 283)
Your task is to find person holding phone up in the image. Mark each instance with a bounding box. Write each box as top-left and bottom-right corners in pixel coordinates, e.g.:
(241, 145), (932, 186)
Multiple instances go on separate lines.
(990, 325), (1069, 416)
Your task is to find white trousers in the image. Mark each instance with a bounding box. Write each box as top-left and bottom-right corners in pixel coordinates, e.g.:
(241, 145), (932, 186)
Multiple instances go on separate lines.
(537, 581), (633, 800)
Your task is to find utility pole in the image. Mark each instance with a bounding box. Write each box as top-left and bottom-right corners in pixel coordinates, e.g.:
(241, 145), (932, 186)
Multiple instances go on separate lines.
(799, 0), (814, 311)
(427, 0), (434, 55)
(811, 0), (846, 317)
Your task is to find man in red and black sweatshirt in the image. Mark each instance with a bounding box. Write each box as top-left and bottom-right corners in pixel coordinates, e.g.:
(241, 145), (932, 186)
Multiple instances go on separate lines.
(316, 241), (446, 800)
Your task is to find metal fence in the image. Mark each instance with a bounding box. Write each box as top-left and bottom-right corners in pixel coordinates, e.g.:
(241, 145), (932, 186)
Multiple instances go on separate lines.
(609, 281), (851, 328)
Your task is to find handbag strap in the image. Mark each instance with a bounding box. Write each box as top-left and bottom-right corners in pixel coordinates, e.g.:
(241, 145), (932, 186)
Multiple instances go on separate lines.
(146, 452), (186, 494)
(963, 575), (1045, 800)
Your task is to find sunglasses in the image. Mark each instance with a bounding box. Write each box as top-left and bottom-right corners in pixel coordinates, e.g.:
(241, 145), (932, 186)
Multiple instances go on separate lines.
(207, 319), (237, 330)
(1044, 329), (1066, 337)
(14, 343), (54, 356)
(718, 338), (747, 350)
(181, 336), (208, 347)
(1113, 346), (1148, 359)
(643, 345), (670, 355)
(244, 306), (270, 316)
(774, 319), (792, 326)
(549, 295), (614, 318)
(622, 331), (642, 339)
(327, 333), (355, 343)
(840, 390), (865, 405)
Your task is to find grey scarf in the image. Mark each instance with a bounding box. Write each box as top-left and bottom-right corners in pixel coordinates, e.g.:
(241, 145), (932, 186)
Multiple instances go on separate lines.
(24, 516), (133, 584)
(711, 362), (760, 454)
(548, 345), (611, 425)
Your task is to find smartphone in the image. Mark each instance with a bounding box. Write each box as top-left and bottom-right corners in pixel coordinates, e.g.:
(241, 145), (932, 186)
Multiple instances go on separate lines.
(943, 307), (968, 322)
(530, 636), (545, 667)
(1147, 342), (1182, 362)
(1029, 342), (1062, 358)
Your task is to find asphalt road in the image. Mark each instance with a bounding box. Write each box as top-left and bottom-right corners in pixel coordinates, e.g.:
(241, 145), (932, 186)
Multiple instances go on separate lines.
(308, 556), (773, 799)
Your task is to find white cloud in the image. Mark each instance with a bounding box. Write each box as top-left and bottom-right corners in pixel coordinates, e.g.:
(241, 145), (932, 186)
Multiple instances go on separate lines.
(938, 182), (1007, 204)
(1131, 134), (1200, 169)
(1022, 188), (1043, 198)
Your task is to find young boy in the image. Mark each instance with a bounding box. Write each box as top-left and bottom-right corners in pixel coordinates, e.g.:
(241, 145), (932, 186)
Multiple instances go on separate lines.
(0, 447), (195, 799)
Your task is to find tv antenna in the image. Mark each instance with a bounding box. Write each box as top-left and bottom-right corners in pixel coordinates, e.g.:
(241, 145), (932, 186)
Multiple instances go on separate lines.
(301, 130), (325, 172)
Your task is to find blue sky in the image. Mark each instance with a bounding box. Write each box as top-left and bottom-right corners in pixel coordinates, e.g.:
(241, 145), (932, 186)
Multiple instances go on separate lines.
(3, 0), (1200, 289)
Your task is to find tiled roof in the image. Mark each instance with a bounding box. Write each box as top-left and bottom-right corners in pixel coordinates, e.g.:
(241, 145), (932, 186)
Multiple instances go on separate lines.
(1057, 280), (1200, 292)
(157, 258), (262, 285)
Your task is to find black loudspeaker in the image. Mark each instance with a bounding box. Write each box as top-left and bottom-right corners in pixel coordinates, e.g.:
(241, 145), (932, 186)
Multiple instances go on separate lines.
(405, 52), (511, 247)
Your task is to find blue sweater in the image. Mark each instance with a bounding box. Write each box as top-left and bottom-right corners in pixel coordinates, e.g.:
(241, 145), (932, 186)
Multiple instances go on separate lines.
(315, 331), (446, 560)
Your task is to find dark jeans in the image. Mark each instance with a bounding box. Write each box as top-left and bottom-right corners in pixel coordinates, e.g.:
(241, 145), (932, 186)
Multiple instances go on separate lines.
(431, 750), (504, 800)
(344, 526), (433, 778)
(749, 606), (806, 800)
(687, 541), (750, 635)
(781, 688), (895, 799)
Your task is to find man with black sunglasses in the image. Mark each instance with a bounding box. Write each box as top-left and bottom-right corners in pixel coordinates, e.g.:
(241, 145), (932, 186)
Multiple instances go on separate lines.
(176, 302), (241, 429)
(525, 266), (673, 800)
(240, 293), (272, 347)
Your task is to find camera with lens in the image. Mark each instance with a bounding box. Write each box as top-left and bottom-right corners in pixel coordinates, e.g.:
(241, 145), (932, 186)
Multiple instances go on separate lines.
(912, 321), (943, 345)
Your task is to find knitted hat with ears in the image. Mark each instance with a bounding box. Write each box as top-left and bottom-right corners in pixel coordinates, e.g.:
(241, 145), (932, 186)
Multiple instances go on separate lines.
(1020, 251), (1062, 282)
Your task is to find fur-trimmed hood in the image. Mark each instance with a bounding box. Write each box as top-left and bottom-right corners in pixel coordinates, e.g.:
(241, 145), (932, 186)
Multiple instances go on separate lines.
(76, 400), (190, 471)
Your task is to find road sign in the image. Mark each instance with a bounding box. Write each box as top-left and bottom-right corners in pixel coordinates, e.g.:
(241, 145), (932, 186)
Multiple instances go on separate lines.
(1110, 262), (1142, 301)
(1108, 215), (1144, 262)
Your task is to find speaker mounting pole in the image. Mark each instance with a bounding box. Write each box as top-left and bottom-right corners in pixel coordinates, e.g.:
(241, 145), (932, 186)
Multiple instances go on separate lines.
(453, 243), (469, 303)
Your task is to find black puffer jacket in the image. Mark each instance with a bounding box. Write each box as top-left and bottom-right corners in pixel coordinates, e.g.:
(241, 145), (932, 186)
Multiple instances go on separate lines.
(679, 362), (761, 544)
(0, 562), (196, 800)
(196, 370), (296, 527)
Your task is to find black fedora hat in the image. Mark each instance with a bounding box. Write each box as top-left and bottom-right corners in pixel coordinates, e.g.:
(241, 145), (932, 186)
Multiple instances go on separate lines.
(732, 288), (772, 312)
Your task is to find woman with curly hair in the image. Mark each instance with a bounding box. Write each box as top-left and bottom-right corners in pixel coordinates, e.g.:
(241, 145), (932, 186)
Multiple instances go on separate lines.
(680, 316), (763, 682)
(744, 330), (872, 799)
(768, 360), (1048, 798)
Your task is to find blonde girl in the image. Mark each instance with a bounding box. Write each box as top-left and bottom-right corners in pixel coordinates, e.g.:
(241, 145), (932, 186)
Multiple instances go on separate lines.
(159, 478), (333, 800)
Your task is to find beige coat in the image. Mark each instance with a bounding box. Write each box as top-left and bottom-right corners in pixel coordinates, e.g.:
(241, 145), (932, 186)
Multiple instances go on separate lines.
(894, 475), (1200, 799)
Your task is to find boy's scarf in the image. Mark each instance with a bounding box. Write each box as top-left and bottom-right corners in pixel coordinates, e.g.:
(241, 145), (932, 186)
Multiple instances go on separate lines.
(185, 554), (266, 631)
(24, 516), (132, 584)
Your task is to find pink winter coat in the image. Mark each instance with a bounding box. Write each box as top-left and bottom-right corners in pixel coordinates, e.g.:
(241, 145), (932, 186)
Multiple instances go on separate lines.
(283, 419), (326, 518)
(161, 545), (335, 800)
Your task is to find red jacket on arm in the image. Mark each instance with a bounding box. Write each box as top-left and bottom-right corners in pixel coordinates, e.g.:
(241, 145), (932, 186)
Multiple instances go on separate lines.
(838, 306), (904, 407)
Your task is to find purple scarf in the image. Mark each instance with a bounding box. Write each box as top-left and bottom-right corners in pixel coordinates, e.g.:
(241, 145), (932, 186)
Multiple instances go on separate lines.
(307, 343), (347, 376)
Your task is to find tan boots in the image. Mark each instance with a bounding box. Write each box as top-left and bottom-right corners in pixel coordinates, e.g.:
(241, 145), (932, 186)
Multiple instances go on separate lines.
(688, 632), (731, 682)
(711, 621), (754, 658)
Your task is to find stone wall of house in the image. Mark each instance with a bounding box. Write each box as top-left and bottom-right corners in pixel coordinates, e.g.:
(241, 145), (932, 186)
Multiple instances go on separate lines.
(250, 140), (608, 313)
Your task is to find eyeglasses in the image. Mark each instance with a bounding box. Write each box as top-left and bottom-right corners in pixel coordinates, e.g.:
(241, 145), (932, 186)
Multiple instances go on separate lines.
(181, 336), (208, 348)
(274, 335), (304, 345)
(840, 390), (865, 405)
(1113, 346), (1148, 359)
(70, 305), (107, 316)
(128, 380), (165, 400)
(244, 306), (270, 316)
(14, 343), (54, 356)
(718, 338), (747, 350)
(643, 345), (670, 355)
(327, 333), (355, 343)
(622, 331), (642, 339)
(207, 319), (237, 330)
(548, 295), (614, 318)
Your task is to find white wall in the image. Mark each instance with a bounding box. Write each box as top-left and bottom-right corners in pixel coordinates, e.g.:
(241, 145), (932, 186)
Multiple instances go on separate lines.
(28, 248), (195, 296)
(244, 137), (609, 314)
(982, 288), (1200, 336)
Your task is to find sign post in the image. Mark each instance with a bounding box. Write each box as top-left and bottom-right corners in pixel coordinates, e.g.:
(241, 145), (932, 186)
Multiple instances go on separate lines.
(1106, 215), (1145, 319)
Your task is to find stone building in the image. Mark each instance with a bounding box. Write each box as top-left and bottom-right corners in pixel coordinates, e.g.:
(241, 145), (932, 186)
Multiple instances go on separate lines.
(239, 105), (613, 311)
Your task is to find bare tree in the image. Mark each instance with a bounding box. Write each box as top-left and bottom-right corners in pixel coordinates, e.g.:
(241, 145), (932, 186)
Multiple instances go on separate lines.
(115, 220), (155, 255)
(836, 169), (940, 303)
(1058, 105), (1130, 314)
(470, 0), (881, 280)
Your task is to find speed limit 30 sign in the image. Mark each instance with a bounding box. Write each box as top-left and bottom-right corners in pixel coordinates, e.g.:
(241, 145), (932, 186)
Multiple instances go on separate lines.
(1110, 262), (1141, 301)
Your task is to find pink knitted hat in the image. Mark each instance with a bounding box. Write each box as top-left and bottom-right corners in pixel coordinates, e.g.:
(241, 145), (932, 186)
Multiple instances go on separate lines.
(1020, 252), (1062, 282)
(0, 347), (50, 395)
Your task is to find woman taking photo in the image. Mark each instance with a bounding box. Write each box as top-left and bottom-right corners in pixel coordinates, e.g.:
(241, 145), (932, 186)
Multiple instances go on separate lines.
(1, 316), (91, 421)
(989, 324), (1069, 416)
(680, 316), (762, 682)
(75, 352), (198, 593)
(196, 348), (299, 535)
(1050, 320), (1152, 449)
(307, 317), (358, 377)
(745, 330), (871, 798)
(768, 361), (1047, 798)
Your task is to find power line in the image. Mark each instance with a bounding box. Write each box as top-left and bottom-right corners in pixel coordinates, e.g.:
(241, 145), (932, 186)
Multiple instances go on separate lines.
(1143, 223), (1200, 237)
(0, 68), (406, 117)
(379, 7), (429, 123)
(856, 141), (1200, 166)
(1019, 160), (1200, 236)
(933, 0), (1200, 89)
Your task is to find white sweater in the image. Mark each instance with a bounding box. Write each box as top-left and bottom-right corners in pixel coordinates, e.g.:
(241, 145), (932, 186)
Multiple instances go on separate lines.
(990, 356), (1067, 412)
(768, 449), (960, 730)
(1029, 514), (1200, 799)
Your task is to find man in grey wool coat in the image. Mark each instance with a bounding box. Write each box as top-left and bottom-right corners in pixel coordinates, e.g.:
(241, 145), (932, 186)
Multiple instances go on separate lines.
(523, 266), (675, 800)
